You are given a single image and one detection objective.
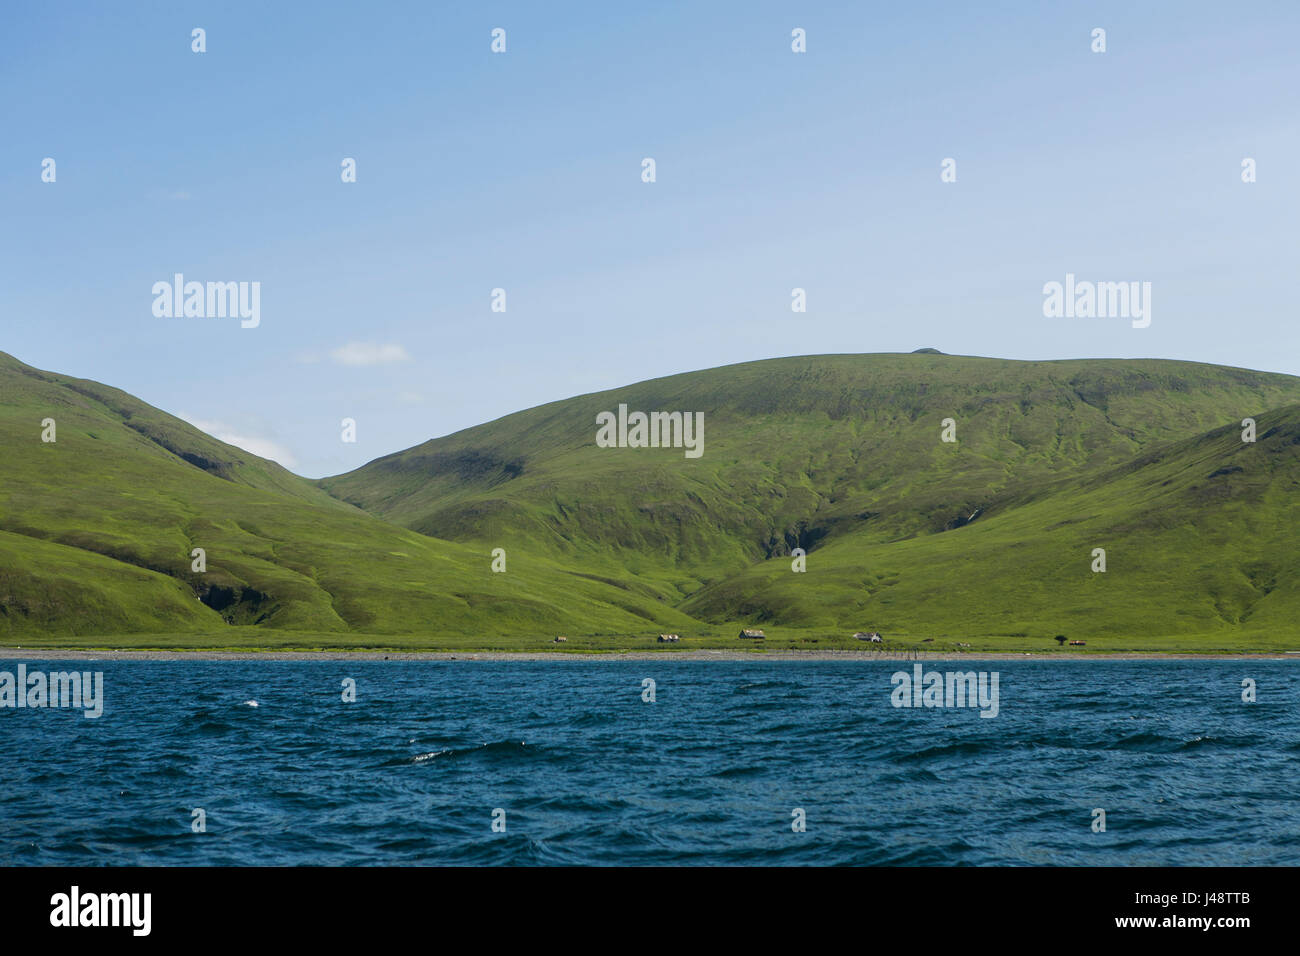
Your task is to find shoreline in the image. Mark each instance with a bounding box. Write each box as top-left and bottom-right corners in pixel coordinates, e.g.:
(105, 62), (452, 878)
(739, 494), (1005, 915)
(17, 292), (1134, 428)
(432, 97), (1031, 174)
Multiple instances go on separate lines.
(2, 648), (1298, 662)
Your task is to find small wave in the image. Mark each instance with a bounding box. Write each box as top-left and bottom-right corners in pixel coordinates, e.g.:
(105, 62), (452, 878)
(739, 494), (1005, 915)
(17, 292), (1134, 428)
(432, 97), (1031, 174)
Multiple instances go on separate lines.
(712, 764), (765, 779)
(894, 740), (998, 762)
(733, 681), (792, 694)
(874, 769), (942, 784)
(1178, 734), (1257, 751)
(569, 710), (617, 727)
(186, 708), (236, 733)
(410, 749), (452, 763)
(397, 739), (537, 766)
(760, 721), (804, 733)
(196, 721), (235, 735)
(1103, 731), (1179, 752)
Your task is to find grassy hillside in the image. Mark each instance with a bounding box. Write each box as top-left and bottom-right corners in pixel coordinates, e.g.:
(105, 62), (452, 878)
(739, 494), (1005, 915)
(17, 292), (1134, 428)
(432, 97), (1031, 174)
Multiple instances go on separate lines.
(6, 348), (1300, 650)
(0, 351), (700, 640)
(321, 353), (1300, 630)
(0, 350), (348, 511)
(680, 404), (1300, 645)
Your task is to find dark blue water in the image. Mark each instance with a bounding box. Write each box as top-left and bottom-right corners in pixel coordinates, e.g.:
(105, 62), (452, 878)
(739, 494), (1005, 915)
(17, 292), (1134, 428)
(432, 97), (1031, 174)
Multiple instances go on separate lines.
(2, 661), (1297, 865)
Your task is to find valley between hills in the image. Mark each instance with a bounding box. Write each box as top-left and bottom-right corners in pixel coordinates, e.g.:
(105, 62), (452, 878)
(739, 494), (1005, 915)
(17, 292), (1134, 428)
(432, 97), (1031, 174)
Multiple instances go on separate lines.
(4, 349), (1300, 654)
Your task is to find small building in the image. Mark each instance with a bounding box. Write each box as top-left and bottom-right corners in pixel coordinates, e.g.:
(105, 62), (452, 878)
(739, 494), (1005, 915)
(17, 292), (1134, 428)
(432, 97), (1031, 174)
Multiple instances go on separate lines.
(1069, 640), (1086, 646)
(658, 634), (680, 643)
(739, 628), (765, 639)
(854, 631), (883, 643)
(553, 636), (567, 643)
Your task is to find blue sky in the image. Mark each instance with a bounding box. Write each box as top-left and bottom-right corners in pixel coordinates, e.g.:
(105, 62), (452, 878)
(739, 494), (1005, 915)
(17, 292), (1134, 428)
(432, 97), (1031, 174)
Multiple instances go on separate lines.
(3, 1), (1298, 477)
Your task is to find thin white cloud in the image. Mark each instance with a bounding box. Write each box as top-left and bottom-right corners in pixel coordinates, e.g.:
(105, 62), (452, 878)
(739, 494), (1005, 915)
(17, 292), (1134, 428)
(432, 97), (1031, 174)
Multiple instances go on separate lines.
(330, 342), (411, 366)
(182, 416), (298, 469)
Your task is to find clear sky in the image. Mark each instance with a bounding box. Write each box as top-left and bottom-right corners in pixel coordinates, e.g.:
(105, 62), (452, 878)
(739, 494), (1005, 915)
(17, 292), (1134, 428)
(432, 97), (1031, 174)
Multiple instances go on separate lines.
(3, 1), (1297, 477)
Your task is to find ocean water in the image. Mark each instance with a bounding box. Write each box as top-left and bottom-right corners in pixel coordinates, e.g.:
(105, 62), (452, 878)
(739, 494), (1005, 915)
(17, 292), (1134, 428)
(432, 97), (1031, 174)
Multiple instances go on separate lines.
(1, 660), (1297, 866)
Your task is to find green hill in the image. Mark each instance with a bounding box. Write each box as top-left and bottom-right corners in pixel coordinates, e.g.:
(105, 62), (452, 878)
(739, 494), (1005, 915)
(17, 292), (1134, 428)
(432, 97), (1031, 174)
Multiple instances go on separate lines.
(679, 403), (1300, 643)
(5, 348), (1300, 651)
(321, 353), (1300, 647)
(0, 351), (700, 644)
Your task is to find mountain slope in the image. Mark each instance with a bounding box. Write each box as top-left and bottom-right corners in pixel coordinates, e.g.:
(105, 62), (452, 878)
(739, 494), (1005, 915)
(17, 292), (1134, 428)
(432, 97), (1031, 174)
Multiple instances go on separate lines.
(0, 350), (348, 511)
(0, 351), (699, 639)
(321, 353), (1300, 601)
(679, 403), (1300, 641)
